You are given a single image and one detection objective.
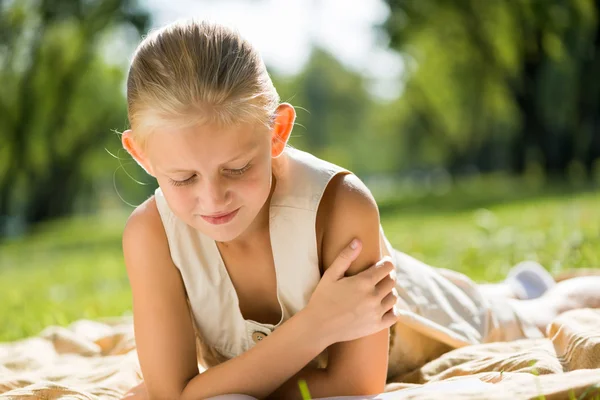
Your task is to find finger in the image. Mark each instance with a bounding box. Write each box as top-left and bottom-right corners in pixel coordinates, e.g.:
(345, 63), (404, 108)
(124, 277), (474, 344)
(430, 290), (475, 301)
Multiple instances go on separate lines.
(374, 274), (396, 298)
(324, 239), (362, 281)
(381, 306), (400, 328)
(363, 256), (395, 285)
(380, 289), (398, 310)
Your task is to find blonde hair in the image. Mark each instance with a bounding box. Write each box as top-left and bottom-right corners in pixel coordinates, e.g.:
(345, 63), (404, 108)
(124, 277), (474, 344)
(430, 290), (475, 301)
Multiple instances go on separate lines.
(126, 19), (280, 149)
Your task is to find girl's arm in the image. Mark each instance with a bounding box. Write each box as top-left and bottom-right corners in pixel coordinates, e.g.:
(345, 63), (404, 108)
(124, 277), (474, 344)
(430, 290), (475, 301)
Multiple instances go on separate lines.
(269, 173), (392, 398)
(123, 197), (396, 400)
(124, 198), (322, 400)
(319, 174), (391, 394)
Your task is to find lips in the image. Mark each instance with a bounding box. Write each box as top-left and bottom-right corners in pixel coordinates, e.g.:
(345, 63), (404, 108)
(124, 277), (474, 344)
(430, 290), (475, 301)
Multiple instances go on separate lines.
(200, 208), (240, 225)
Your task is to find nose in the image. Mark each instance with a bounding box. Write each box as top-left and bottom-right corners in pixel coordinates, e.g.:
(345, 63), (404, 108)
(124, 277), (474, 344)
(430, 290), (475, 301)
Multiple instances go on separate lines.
(199, 177), (231, 211)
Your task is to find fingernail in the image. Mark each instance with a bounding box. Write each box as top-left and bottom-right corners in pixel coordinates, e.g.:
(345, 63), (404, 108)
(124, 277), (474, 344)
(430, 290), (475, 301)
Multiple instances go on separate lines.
(350, 239), (359, 249)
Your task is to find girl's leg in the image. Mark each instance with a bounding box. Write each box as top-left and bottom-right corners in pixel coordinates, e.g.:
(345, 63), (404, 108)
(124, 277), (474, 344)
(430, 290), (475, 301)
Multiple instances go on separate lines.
(482, 261), (556, 301)
(479, 282), (519, 299)
(553, 268), (600, 282)
(512, 276), (600, 335)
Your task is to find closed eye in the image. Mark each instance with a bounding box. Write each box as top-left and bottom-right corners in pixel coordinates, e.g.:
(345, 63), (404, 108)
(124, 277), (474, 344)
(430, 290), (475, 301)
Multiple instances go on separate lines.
(169, 175), (196, 187)
(225, 163), (251, 176)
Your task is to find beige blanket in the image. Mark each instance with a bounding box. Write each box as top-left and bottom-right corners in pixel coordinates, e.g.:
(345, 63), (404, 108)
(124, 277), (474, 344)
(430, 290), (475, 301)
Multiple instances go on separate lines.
(2, 309), (600, 399)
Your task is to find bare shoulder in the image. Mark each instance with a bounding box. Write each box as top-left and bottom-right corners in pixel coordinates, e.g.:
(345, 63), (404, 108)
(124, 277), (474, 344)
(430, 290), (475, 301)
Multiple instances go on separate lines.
(122, 196), (176, 292)
(122, 196), (168, 266)
(123, 196), (163, 243)
(317, 173), (380, 239)
(317, 173), (381, 275)
(322, 173), (378, 215)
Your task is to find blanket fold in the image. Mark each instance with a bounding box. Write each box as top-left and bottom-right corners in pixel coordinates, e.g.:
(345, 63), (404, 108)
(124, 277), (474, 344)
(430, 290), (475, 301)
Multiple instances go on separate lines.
(2, 310), (600, 399)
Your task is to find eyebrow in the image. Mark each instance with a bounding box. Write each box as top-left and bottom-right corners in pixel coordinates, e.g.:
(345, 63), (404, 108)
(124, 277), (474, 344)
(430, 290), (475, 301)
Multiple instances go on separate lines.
(162, 145), (257, 174)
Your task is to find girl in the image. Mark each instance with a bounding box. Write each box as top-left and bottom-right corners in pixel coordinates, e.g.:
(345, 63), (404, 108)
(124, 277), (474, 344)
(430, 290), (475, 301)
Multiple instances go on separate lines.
(120, 19), (600, 400)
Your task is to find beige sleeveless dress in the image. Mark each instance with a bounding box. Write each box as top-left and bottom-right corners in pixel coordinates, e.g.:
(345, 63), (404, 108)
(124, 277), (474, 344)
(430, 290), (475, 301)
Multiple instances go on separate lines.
(154, 147), (542, 380)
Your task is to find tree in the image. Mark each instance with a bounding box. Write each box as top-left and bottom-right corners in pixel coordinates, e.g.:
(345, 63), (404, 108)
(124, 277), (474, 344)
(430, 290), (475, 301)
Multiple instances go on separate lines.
(0, 0), (150, 234)
(380, 0), (600, 177)
(273, 47), (399, 175)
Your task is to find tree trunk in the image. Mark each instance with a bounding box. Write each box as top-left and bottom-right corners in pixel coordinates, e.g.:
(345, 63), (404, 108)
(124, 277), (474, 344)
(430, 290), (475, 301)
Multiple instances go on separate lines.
(510, 24), (545, 175)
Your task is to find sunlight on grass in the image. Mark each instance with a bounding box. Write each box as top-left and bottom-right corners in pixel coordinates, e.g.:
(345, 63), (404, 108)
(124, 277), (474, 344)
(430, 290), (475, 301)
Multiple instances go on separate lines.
(381, 191), (600, 282)
(0, 211), (132, 341)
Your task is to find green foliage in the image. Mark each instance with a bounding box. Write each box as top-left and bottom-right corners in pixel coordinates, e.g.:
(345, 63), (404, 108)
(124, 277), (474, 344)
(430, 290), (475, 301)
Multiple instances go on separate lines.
(273, 48), (391, 175)
(380, 0), (600, 174)
(0, 0), (150, 231)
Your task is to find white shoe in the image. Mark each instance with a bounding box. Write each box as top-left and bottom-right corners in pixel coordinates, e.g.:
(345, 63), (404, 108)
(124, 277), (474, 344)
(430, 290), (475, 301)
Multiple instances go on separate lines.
(505, 261), (556, 300)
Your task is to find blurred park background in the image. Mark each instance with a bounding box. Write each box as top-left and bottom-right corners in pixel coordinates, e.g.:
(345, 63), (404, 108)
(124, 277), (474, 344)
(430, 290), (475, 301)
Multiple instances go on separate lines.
(1, 0), (599, 342)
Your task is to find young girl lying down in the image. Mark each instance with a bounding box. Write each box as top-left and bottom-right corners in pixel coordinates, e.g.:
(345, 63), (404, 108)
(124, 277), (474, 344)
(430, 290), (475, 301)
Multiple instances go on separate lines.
(120, 19), (600, 400)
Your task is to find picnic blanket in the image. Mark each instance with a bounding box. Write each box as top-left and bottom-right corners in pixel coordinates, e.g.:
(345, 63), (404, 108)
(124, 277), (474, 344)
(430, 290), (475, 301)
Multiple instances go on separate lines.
(1, 308), (599, 399)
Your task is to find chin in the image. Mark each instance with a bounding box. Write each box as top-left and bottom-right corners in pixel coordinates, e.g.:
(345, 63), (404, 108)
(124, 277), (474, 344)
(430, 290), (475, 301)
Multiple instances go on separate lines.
(191, 220), (245, 243)
(208, 229), (243, 243)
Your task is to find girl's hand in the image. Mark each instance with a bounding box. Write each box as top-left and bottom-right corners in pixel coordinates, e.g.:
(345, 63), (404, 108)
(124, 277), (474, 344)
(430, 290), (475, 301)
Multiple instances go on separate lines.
(305, 239), (399, 346)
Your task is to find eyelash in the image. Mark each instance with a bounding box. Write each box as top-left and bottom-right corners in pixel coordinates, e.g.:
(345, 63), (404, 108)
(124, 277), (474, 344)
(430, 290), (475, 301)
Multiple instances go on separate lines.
(169, 176), (196, 187)
(168, 163), (252, 187)
(226, 163), (251, 176)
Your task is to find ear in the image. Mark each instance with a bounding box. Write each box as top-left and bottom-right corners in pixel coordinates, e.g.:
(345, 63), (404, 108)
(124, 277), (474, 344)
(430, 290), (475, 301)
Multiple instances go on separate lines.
(271, 103), (296, 158)
(121, 129), (155, 176)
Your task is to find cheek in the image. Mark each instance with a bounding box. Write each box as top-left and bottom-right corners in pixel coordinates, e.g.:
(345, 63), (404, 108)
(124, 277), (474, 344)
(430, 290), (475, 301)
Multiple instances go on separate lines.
(158, 181), (195, 212)
(238, 176), (270, 198)
(236, 170), (272, 204)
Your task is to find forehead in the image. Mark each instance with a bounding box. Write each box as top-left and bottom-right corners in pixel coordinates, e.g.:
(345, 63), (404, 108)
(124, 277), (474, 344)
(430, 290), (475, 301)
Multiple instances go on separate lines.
(146, 121), (268, 168)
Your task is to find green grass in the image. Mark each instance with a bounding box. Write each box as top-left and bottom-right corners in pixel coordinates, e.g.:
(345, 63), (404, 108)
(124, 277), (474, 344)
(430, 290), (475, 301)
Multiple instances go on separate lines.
(1, 184), (599, 342)
(380, 189), (600, 282)
(0, 211), (132, 342)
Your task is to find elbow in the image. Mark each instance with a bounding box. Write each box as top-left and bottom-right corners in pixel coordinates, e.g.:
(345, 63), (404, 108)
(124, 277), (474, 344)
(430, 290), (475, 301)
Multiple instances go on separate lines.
(145, 389), (184, 400)
(137, 370), (199, 400)
(142, 382), (187, 400)
(176, 381), (193, 400)
(122, 381), (181, 400)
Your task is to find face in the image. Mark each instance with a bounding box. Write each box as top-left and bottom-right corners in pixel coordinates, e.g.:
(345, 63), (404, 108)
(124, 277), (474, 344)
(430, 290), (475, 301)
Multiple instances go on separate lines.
(144, 121), (274, 242)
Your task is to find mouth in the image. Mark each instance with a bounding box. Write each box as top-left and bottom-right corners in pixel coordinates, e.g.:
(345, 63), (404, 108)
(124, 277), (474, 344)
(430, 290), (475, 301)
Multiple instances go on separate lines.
(200, 208), (240, 225)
